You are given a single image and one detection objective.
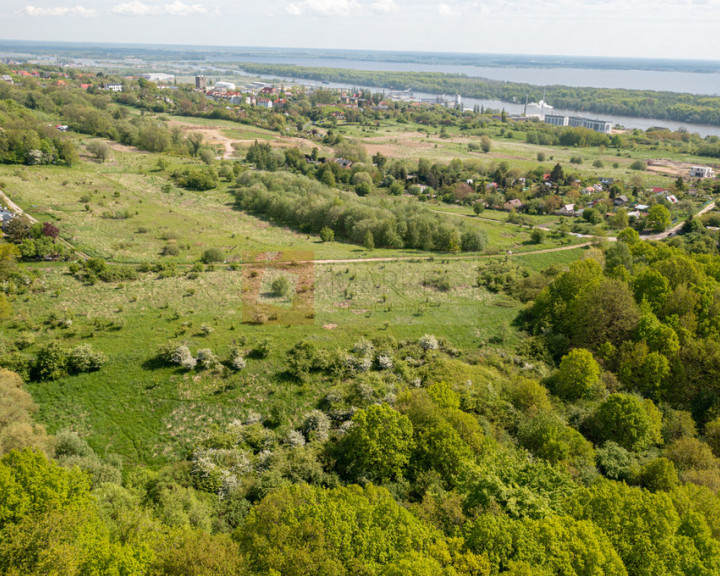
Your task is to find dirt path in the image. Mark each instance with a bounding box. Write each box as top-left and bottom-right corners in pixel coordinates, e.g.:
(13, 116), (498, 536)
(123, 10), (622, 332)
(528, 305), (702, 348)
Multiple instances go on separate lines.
(262, 242), (593, 267)
(0, 189), (90, 260)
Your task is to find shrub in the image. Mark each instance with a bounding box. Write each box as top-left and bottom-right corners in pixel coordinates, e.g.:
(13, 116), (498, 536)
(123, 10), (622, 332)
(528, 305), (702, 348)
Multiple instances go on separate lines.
(530, 229), (546, 244)
(230, 354), (246, 371)
(67, 344), (106, 374)
(302, 409), (331, 442)
(271, 275), (291, 298)
(319, 227), (335, 242)
(254, 338), (273, 358)
(54, 430), (95, 459)
(630, 160), (647, 171)
(201, 248), (224, 264)
(162, 244), (180, 257)
(171, 345), (197, 370)
(32, 341), (68, 381)
(419, 334), (439, 351)
(196, 348), (219, 370)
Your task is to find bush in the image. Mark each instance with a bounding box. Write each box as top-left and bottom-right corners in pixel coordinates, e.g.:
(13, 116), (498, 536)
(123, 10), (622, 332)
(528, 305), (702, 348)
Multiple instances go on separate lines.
(570, 155), (583, 164)
(201, 248), (224, 264)
(231, 353), (246, 371)
(162, 244), (180, 257)
(630, 160), (647, 171)
(67, 344), (106, 374)
(32, 341), (68, 381)
(319, 227), (335, 242)
(419, 334), (439, 350)
(54, 430), (95, 459)
(530, 229), (546, 244)
(171, 345), (197, 370)
(271, 275), (291, 298)
(196, 348), (219, 370)
(254, 338), (273, 358)
(302, 409), (331, 442)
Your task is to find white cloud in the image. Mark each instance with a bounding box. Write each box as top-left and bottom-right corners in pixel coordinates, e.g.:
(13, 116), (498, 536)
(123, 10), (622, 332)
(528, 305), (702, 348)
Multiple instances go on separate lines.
(20, 5), (96, 17)
(371, 0), (399, 13)
(285, 0), (361, 17)
(437, 2), (460, 15)
(111, 1), (206, 16)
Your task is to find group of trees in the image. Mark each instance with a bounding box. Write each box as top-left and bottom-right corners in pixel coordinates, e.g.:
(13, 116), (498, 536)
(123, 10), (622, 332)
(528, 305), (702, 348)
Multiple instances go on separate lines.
(234, 170), (487, 252)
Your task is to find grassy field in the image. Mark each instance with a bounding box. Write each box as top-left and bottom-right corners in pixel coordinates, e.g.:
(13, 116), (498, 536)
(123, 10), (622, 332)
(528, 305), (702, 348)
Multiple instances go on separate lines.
(2, 112), (648, 469)
(0, 141), (584, 264)
(12, 250), (557, 466)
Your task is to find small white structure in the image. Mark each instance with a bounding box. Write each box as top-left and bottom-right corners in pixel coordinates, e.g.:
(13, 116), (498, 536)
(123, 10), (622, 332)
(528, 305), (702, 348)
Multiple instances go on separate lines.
(104, 83), (123, 92)
(257, 98), (273, 109)
(690, 166), (714, 178)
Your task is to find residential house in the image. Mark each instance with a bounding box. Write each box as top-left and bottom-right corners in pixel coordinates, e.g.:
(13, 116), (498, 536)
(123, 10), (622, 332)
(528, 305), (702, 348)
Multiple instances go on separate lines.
(503, 198), (524, 212)
(557, 204), (576, 216)
(690, 166), (714, 178)
(257, 98), (273, 109)
(104, 83), (123, 92)
(0, 210), (14, 230)
(614, 195), (629, 206)
(600, 177), (614, 186)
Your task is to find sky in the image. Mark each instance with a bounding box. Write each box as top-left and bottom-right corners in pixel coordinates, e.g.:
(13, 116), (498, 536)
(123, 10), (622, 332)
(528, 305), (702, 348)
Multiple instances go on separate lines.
(1, 0), (719, 61)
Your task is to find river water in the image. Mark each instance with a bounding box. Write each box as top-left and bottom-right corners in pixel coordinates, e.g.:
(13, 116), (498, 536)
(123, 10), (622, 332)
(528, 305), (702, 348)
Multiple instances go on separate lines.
(231, 55), (720, 96)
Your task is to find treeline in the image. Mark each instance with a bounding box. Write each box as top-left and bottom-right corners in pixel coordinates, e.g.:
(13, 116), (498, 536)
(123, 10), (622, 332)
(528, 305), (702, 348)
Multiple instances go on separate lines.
(236, 62), (720, 127)
(233, 170), (487, 251)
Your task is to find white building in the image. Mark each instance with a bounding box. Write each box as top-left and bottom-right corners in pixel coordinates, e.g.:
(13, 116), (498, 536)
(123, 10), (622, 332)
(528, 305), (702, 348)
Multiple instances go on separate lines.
(544, 114), (612, 134)
(544, 114), (569, 127)
(104, 83), (123, 92)
(690, 166), (714, 178)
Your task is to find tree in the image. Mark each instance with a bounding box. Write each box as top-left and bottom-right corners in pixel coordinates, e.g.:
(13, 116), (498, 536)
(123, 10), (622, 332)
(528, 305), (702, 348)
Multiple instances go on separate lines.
(319, 226), (334, 242)
(473, 202), (484, 216)
(86, 140), (110, 162)
(551, 348), (602, 400)
(567, 480), (679, 576)
(336, 405), (414, 483)
(235, 484), (467, 576)
(4, 216), (32, 244)
(480, 135), (492, 153)
(566, 278), (641, 350)
(587, 393), (663, 452)
(530, 229), (545, 244)
(647, 205), (672, 233)
(372, 152), (387, 168)
(363, 230), (375, 250)
(549, 163), (564, 183)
